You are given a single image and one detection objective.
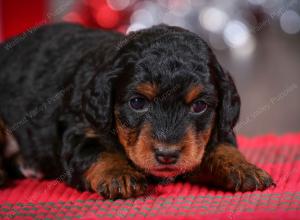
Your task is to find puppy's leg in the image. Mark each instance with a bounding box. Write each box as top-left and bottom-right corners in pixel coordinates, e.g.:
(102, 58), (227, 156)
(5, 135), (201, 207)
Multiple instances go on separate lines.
(198, 144), (274, 192)
(84, 152), (147, 199)
(62, 125), (147, 199)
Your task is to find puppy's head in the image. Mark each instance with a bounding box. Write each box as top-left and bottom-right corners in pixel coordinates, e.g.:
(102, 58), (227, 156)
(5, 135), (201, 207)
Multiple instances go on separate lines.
(84, 25), (240, 178)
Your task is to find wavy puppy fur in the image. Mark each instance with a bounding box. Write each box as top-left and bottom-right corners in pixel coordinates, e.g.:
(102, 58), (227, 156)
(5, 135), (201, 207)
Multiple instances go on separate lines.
(0, 23), (273, 199)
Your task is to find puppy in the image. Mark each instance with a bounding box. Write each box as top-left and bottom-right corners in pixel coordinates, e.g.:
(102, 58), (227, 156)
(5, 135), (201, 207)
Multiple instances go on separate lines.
(0, 23), (274, 199)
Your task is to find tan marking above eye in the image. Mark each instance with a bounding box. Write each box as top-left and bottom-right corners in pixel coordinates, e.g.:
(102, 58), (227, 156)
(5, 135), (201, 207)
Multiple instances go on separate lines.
(185, 85), (203, 104)
(136, 83), (158, 100)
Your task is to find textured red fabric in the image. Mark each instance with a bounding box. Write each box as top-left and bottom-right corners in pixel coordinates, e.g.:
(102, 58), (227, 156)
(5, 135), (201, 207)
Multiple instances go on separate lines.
(0, 133), (300, 219)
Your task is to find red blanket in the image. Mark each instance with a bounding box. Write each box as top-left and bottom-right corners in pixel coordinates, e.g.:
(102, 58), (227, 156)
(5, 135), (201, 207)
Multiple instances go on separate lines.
(0, 133), (300, 219)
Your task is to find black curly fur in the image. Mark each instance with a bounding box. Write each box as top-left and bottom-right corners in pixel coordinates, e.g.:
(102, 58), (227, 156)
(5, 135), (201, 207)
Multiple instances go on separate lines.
(0, 23), (242, 193)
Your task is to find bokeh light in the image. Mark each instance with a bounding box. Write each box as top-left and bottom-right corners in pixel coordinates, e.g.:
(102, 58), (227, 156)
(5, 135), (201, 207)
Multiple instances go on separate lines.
(106, 0), (131, 11)
(199, 7), (228, 33)
(230, 36), (256, 59)
(166, 0), (192, 17)
(94, 4), (120, 29)
(224, 20), (251, 48)
(280, 10), (300, 34)
(130, 9), (154, 28)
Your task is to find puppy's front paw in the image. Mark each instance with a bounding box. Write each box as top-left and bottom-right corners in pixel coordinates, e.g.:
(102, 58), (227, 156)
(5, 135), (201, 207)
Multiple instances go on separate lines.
(97, 168), (147, 199)
(222, 162), (274, 192)
(84, 153), (148, 199)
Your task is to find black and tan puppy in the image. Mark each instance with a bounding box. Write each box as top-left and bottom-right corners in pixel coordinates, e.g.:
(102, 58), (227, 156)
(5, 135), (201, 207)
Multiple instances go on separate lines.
(0, 23), (273, 199)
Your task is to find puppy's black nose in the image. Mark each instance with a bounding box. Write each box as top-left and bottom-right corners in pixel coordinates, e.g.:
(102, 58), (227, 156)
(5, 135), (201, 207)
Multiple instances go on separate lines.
(154, 148), (180, 165)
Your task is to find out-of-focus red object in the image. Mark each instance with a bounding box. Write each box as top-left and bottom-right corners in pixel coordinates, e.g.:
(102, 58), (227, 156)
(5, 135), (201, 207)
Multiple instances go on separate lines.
(64, 0), (129, 33)
(0, 0), (48, 41)
(0, 0), (129, 42)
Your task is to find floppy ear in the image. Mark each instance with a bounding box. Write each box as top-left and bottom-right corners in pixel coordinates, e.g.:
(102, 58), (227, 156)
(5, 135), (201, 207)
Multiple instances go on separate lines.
(82, 31), (142, 131)
(213, 61), (241, 146)
(82, 69), (120, 131)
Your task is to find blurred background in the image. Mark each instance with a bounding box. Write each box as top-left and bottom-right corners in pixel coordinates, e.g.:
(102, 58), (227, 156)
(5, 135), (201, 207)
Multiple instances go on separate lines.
(0, 0), (299, 136)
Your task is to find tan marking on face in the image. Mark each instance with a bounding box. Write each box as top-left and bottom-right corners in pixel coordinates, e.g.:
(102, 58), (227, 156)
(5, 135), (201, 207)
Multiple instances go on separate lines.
(185, 85), (203, 103)
(136, 83), (158, 100)
(115, 118), (153, 170)
(178, 126), (212, 173)
(115, 110), (214, 177)
(115, 114), (139, 147)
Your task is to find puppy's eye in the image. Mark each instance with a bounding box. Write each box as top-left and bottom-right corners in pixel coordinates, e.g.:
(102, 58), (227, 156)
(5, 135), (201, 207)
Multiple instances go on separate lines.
(129, 96), (148, 112)
(190, 100), (207, 114)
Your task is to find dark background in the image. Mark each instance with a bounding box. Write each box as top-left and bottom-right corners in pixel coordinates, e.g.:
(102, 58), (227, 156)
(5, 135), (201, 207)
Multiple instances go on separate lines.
(1, 0), (299, 136)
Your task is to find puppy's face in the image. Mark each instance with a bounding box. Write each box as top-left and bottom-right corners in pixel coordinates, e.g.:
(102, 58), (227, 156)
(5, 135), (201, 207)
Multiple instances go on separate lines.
(114, 36), (218, 178)
(83, 25), (239, 179)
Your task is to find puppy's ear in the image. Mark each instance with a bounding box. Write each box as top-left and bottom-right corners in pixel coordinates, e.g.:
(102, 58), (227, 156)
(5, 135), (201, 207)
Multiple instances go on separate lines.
(83, 69), (120, 131)
(213, 61), (241, 146)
